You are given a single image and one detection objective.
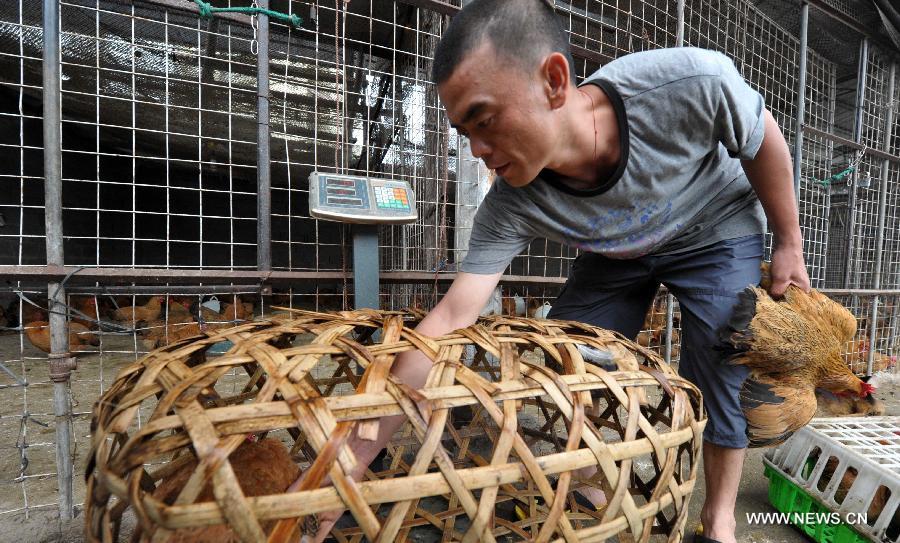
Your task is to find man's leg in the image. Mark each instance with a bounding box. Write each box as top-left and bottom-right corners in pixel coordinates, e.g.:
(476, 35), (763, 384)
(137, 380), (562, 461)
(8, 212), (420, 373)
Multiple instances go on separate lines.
(656, 234), (763, 543)
(700, 442), (745, 541)
(548, 252), (659, 508)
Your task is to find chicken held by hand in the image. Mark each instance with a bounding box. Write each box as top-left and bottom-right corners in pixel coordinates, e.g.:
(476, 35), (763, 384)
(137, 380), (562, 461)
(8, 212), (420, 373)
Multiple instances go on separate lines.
(721, 284), (874, 448)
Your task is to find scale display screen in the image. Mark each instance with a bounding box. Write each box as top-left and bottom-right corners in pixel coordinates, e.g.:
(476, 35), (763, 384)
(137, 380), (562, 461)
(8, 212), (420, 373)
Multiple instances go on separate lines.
(309, 173), (417, 224)
(320, 176), (369, 209)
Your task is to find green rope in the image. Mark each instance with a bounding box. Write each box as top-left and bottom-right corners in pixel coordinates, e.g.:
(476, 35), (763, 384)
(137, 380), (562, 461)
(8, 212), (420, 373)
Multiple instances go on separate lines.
(815, 166), (855, 187)
(193, 0), (302, 28)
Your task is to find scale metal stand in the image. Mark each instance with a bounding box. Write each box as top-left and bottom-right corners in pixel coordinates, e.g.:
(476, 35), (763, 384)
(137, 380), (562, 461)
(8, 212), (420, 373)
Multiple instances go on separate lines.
(309, 172), (417, 309)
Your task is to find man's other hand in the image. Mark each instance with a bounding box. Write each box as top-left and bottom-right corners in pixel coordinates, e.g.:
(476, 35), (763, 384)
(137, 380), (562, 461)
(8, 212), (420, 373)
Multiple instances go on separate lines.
(768, 243), (811, 298)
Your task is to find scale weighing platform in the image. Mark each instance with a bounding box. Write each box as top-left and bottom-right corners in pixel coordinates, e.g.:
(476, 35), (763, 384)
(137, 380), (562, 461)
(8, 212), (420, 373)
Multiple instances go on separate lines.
(310, 173), (416, 224)
(309, 172), (417, 310)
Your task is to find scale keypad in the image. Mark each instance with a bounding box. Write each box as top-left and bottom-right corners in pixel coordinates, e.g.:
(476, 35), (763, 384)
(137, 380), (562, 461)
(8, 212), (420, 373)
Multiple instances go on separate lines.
(374, 186), (409, 209)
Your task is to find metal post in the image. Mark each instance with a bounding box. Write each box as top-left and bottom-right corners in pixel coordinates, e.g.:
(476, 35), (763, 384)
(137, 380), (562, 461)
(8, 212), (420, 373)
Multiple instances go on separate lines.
(844, 37), (869, 289)
(668, 0), (684, 358)
(256, 1), (272, 272)
(664, 292), (675, 364)
(675, 0), (685, 47)
(42, 0), (74, 520)
(353, 226), (380, 309)
(792, 2), (809, 205)
(866, 62), (896, 375)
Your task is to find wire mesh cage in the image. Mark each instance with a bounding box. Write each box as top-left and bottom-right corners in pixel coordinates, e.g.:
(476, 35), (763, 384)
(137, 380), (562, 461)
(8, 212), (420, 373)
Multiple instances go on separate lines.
(85, 310), (705, 542)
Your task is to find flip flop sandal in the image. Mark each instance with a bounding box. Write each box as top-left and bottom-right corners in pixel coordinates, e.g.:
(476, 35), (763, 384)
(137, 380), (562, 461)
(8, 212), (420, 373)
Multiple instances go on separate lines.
(693, 522), (724, 543)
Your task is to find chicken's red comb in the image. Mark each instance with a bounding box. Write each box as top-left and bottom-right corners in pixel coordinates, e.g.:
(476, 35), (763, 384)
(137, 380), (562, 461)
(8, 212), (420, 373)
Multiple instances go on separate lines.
(860, 382), (876, 397)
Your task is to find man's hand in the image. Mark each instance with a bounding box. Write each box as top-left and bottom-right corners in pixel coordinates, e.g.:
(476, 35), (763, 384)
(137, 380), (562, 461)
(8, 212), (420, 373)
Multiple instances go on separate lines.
(769, 241), (811, 297)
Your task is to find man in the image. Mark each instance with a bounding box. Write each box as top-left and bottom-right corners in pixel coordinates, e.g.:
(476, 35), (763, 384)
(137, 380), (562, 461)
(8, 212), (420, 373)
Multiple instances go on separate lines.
(310, 1), (811, 541)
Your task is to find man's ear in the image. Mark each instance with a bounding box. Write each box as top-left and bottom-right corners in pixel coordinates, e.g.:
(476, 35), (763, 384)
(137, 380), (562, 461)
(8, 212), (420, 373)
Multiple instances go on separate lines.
(543, 52), (571, 109)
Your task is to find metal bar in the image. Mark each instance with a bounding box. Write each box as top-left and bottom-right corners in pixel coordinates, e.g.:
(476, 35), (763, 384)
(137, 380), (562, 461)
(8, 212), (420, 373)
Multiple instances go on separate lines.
(397, 0), (458, 16)
(843, 37), (869, 289)
(868, 296), (880, 375)
(352, 225), (380, 309)
(0, 266), (343, 283)
(0, 266), (570, 286)
(42, 0), (73, 521)
(664, 292), (674, 364)
(43, 20), (63, 271)
(37, 285), (270, 295)
(675, 0), (685, 46)
(818, 288), (900, 296)
(866, 62), (896, 375)
(668, 0), (684, 363)
(256, 1), (271, 272)
(802, 126), (900, 163)
(792, 2), (809, 205)
(139, 0), (252, 25)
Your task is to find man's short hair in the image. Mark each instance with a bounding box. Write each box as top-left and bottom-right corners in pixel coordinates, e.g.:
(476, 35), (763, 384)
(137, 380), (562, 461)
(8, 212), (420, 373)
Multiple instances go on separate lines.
(432, 0), (575, 85)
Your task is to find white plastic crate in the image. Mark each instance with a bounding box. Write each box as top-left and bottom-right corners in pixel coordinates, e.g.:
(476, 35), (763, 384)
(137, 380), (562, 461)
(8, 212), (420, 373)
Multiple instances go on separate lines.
(765, 417), (900, 542)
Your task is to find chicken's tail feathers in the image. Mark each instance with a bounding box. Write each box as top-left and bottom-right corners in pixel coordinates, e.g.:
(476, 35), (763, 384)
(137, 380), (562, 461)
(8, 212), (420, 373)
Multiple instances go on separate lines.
(740, 377), (816, 449)
(717, 286), (760, 355)
(748, 434), (793, 448)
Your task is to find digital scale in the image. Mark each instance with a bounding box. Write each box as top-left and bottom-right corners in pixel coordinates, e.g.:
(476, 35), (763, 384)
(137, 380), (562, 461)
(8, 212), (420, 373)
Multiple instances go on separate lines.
(310, 172), (417, 224)
(309, 172), (417, 310)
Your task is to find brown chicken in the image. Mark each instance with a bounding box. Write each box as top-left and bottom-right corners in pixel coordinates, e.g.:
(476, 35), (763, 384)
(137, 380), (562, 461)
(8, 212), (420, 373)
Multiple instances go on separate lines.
(635, 298), (681, 358)
(113, 296), (163, 324)
(636, 329), (658, 347)
(166, 297), (195, 324)
(220, 297), (252, 322)
(149, 437), (300, 542)
(845, 337), (896, 373)
(12, 297), (48, 325)
(196, 304), (227, 323)
(815, 453), (897, 532)
(70, 296), (99, 329)
(140, 321), (203, 350)
(25, 321), (99, 353)
(815, 386), (885, 417)
(721, 280), (875, 448)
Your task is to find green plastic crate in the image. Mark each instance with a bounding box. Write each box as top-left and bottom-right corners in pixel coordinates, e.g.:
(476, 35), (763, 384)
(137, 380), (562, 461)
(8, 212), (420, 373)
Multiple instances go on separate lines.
(764, 462), (870, 543)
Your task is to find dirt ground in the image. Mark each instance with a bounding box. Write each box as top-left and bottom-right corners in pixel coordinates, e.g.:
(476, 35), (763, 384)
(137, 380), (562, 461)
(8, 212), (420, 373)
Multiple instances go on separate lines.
(0, 327), (897, 543)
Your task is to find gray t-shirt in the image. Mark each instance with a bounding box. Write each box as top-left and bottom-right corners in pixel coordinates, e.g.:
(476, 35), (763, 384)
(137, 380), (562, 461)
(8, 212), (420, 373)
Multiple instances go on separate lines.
(459, 47), (768, 275)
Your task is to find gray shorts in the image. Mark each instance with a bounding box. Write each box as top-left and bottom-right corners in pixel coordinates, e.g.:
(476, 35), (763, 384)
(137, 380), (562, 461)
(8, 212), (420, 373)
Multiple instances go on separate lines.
(547, 234), (764, 449)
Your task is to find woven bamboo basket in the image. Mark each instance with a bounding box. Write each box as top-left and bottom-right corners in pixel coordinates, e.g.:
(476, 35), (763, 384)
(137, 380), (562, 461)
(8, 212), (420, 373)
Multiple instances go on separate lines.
(86, 309), (706, 543)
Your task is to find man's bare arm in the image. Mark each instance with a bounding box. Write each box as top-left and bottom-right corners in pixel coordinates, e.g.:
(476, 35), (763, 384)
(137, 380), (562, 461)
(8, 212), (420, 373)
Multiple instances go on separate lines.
(309, 270), (503, 541)
(391, 269), (504, 394)
(741, 108), (811, 296)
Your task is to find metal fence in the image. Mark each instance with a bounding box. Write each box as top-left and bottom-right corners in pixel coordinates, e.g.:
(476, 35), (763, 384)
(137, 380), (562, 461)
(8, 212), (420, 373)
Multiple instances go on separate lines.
(0, 0), (898, 530)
